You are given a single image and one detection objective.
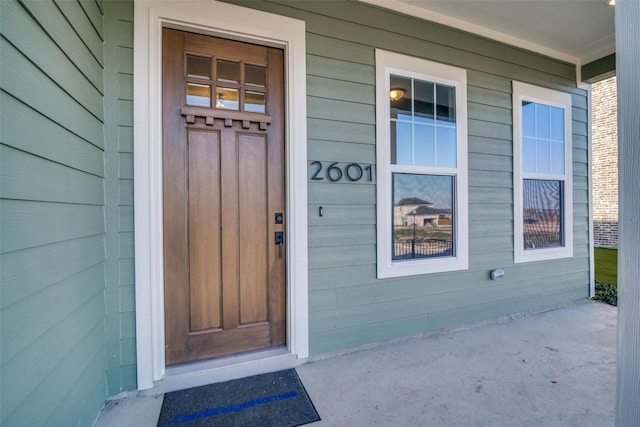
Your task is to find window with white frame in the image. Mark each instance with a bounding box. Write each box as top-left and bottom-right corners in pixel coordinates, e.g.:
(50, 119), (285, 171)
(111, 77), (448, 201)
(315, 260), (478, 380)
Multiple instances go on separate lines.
(512, 81), (573, 263)
(376, 50), (468, 278)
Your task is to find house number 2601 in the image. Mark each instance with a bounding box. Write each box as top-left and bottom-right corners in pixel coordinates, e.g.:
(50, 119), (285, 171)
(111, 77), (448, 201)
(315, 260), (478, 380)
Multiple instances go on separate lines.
(310, 161), (373, 182)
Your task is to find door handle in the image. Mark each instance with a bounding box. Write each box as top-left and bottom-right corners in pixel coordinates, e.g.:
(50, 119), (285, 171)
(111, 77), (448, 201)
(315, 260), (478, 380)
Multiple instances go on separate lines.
(275, 231), (284, 258)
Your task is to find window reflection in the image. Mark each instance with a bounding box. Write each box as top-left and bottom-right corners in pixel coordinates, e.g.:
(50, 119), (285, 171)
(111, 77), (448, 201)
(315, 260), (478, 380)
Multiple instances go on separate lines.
(414, 79), (434, 121)
(186, 83), (211, 107)
(245, 64), (266, 87)
(392, 173), (454, 260)
(436, 84), (455, 123)
(215, 87), (239, 110)
(216, 60), (239, 83)
(523, 179), (563, 249)
(186, 55), (211, 79)
(521, 101), (564, 175)
(390, 74), (456, 168)
(244, 90), (266, 113)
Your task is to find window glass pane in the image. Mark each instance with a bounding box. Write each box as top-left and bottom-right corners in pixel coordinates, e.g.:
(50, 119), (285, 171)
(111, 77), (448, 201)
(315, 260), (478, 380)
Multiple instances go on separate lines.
(522, 101), (536, 137)
(392, 173), (454, 261)
(535, 103), (550, 139)
(186, 83), (211, 107)
(215, 87), (239, 110)
(414, 80), (434, 123)
(216, 59), (239, 83)
(436, 126), (456, 168)
(550, 141), (565, 174)
(522, 101), (566, 175)
(245, 64), (266, 87)
(390, 75), (412, 118)
(435, 84), (456, 123)
(414, 124), (435, 167)
(550, 106), (564, 141)
(244, 90), (266, 113)
(187, 55), (211, 79)
(536, 139), (551, 174)
(523, 179), (563, 250)
(392, 121), (412, 165)
(523, 137), (537, 173)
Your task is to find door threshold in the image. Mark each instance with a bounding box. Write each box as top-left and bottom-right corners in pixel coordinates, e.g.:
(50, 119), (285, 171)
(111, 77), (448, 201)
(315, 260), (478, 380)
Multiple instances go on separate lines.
(144, 347), (306, 396)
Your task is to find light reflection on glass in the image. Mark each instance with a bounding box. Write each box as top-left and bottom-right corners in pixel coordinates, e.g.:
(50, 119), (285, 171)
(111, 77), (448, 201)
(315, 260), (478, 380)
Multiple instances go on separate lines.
(389, 75), (456, 167)
(245, 64), (266, 87)
(436, 127), (456, 168)
(392, 173), (454, 261)
(215, 87), (239, 110)
(186, 55), (211, 79)
(216, 60), (239, 83)
(186, 83), (211, 107)
(414, 124), (434, 167)
(521, 101), (565, 175)
(393, 121), (412, 165)
(523, 179), (563, 249)
(244, 90), (266, 113)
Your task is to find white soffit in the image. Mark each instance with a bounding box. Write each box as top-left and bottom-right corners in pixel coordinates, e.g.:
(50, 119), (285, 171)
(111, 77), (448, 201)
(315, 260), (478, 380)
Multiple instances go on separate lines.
(361, 0), (615, 66)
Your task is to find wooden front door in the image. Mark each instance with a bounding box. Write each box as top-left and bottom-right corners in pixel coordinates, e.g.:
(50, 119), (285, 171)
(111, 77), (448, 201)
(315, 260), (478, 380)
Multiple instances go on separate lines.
(162, 29), (286, 365)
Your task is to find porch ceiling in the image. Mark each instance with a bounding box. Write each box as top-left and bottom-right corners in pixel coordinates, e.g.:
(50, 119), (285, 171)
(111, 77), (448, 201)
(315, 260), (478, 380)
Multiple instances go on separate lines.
(361, 0), (615, 66)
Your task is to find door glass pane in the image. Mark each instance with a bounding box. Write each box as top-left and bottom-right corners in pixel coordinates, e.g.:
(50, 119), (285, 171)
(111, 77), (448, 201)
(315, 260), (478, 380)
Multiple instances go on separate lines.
(186, 83), (211, 107)
(392, 173), (454, 261)
(244, 90), (266, 113)
(435, 84), (456, 123)
(215, 87), (239, 110)
(186, 55), (211, 79)
(245, 64), (266, 87)
(523, 179), (563, 250)
(216, 59), (239, 83)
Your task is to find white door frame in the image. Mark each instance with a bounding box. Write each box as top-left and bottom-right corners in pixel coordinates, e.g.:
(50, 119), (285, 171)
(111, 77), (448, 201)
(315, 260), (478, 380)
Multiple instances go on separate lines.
(133, 0), (308, 390)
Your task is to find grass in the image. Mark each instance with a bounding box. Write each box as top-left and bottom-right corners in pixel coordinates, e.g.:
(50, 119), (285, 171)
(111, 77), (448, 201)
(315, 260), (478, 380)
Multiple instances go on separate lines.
(594, 247), (618, 285)
(593, 247), (618, 306)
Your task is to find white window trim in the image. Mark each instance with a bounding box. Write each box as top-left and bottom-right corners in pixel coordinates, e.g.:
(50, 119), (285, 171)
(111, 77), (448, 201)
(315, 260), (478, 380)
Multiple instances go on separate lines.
(375, 50), (468, 278)
(133, 0), (308, 390)
(512, 81), (573, 263)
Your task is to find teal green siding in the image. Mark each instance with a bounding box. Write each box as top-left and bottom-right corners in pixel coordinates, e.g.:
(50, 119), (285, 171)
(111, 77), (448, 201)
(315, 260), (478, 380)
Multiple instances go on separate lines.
(232, 0), (590, 355)
(1, 0), (593, 422)
(0, 0), (109, 425)
(103, 0), (137, 394)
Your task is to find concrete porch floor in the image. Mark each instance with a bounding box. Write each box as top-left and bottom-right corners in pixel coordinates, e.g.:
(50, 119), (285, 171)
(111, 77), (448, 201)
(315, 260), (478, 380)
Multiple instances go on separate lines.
(94, 300), (616, 426)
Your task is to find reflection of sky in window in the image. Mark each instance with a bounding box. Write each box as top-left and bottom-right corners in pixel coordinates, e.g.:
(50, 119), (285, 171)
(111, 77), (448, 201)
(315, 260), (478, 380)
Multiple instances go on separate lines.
(522, 101), (564, 174)
(391, 75), (456, 168)
(393, 173), (453, 209)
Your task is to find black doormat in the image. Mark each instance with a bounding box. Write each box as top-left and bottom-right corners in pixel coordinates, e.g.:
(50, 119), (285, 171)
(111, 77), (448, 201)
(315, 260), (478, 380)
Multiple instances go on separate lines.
(157, 369), (320, 427)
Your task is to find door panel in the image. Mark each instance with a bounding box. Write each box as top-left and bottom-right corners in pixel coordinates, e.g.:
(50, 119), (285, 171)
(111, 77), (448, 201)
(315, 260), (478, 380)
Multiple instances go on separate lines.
(187, 129), (222, 332)
(162, 28), (286, 365)
(238, 133), (269, 325)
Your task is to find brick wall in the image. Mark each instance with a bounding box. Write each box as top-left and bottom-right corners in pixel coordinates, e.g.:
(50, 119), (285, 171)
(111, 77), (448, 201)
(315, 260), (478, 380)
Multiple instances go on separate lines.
(591, 76), (618, 248)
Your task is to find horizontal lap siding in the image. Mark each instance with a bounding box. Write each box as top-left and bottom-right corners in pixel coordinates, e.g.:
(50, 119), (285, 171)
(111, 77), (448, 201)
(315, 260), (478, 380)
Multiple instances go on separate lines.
(103, 0), (137, 394)
(0, 1), (108, 426)
(231, 0), (590, 355)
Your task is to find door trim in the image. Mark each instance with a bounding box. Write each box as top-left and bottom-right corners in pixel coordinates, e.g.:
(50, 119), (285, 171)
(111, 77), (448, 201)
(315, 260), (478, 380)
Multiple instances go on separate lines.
(133, 0), (308, 390)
